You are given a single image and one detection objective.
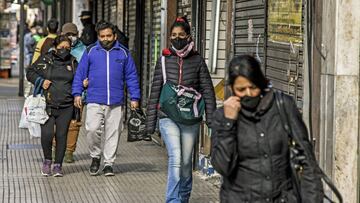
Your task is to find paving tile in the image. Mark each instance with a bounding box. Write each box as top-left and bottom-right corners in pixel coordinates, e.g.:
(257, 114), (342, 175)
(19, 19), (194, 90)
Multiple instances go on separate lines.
(0, 97), (220, 203)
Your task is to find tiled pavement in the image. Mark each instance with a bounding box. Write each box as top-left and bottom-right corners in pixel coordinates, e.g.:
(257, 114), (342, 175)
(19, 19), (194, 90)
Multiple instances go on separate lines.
(0, 79), (220, 203)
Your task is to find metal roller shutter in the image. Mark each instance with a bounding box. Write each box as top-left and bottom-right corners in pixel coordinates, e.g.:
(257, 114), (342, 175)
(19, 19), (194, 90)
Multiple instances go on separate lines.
(233, 0), (266, 68)
(109, 0), (117, 24)
(177, 0), (192, 20)
(265, 0), (304, 108)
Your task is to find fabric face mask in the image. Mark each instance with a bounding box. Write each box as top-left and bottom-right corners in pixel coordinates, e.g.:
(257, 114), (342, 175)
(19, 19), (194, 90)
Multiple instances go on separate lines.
(56, 48), (71, 60)
(171, 37), (189, 50)
(100, 40), (115, 50)
(69, 36), (79, 46)
(241, 95), (261, 110)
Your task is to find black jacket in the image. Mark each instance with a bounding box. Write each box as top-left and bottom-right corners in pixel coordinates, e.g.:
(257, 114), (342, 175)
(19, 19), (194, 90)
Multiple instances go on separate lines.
(80, 23), (97, 46)
(26, 51), (77, 109)
(146, 49), (216, 134)
(211, 90), (323, 203)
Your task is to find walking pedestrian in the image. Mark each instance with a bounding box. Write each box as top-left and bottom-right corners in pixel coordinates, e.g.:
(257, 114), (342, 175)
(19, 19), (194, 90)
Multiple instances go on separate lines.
(145, 16), (216, 203)
(59, 22), (87, 163)
(26, 35), (78, 177)
(31, 18), (58, 64)
(210, 55), (324, 202)
(79, 11), (97, 46)
(72, 21), (140, 176)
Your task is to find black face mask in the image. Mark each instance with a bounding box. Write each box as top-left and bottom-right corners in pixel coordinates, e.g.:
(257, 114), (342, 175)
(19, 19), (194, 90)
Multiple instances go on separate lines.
(56, 48), (71, 60)
(100, 40), (115, 50)
(81, 18), (92, 26)
(241, 95), (261, 111)
(171, 37), (189, 50)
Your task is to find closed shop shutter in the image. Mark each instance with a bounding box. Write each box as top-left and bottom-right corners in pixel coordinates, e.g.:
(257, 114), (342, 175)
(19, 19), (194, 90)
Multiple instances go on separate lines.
(127, 0), (137, 52)
(109, 0), (117, 24)
(177, 0), (192, 20)
(233, 0), (266, 67)
(265, 0), (304, 107)
(103, 0), (109, 21)
(141, 0), (152, 105)
(97, 0), (103, 21)
(148, 0), (161, 92)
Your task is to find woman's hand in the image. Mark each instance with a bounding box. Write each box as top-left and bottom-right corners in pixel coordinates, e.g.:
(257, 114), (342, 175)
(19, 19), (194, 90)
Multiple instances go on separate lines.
(42, 79), (52, 90)
(223, 96), (241, 120)
(83, 78), (89, 88)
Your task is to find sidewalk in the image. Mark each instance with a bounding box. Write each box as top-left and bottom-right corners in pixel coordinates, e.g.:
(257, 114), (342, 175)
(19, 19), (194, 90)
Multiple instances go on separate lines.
(0, 80), (220, 203)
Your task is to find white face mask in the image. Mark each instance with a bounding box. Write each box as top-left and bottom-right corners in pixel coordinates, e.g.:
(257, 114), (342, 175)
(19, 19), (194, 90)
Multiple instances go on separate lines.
(69, 36), (78, 46)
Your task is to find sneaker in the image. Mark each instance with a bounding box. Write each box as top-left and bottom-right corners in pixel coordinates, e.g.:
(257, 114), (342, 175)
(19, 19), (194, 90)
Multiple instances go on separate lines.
(64, 151), (75, 163)
(53, 164), (63, 177)
(89, 158), (101, 176)
(41, 159), (52, 176)
(103, 165), (114, 176)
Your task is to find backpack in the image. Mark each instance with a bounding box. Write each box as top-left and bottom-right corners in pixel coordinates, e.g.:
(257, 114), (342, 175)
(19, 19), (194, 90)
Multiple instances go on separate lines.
(159, 56), (205, 125)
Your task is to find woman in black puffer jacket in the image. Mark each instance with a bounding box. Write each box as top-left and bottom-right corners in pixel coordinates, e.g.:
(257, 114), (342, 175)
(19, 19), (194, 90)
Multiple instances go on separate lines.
(146, 16), (216, 203)
(211, 55), (324, 203)
(26, 35), (77, 177)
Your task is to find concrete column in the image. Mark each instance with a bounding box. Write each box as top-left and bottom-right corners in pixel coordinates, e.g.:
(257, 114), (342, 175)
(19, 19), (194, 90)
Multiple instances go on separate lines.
(320, 0), (360, 202)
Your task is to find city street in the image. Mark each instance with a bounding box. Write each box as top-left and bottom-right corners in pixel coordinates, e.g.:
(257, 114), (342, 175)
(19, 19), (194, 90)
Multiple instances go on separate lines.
(0, 79), (219, 203)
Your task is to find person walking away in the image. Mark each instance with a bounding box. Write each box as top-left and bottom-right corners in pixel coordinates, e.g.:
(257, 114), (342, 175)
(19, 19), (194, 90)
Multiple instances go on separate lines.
(60, 22), (87, 163)
(26, 35), (78, 177)
(145, 16), (216, 203)
(24, 25), (37, 97)
(72, 21), (141, 176)
(32, 19), (59, 64)
(210, 55), (324, 202)
(79, 11), (97, 46)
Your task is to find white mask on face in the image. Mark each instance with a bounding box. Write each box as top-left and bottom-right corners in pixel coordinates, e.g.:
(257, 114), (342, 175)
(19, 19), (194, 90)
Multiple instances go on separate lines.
(69, 36), (78, 46)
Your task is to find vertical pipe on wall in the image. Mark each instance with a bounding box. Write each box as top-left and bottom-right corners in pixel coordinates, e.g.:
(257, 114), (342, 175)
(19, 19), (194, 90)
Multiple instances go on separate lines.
(160, 0), (167, 51)
(208, 0), (221, 74)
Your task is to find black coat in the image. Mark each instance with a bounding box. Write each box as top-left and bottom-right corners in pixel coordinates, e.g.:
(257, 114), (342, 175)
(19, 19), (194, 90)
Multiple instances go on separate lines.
(146, 49), (216, 134)
(80, 23), (97, 46)
(26, 51), (77, 109)
(211, 90), (323, 203)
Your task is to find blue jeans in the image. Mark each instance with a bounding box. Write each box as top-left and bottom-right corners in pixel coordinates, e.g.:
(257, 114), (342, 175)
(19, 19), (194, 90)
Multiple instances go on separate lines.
(159, 118), (200, 203)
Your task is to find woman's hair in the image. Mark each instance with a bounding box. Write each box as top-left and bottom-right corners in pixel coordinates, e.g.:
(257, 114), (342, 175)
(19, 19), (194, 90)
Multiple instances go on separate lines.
(53, 35), (71, 47)
(228, 55), (268, 91)
(170, 16), (191, 35)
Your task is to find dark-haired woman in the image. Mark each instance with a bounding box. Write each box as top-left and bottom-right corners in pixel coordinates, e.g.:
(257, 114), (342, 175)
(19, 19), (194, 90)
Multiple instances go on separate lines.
(27, 35), (77, 177)
(211, 55), (324, 202)
(146, 16), (216, 203)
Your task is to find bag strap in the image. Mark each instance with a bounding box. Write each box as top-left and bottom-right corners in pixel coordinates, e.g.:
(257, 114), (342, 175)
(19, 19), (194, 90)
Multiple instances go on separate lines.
(161, 56), (166, 84)
(33, 77), (44, 97)
(274, 91), (343, 203)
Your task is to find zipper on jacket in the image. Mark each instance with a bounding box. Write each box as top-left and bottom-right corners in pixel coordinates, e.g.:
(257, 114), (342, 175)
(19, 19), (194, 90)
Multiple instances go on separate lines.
(178, 57), (183, 84)
(106, 51), (110, 105)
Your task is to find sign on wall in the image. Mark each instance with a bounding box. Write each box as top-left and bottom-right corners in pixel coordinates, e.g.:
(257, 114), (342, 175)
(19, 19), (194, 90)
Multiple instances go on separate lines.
(268, 0), (303, 44)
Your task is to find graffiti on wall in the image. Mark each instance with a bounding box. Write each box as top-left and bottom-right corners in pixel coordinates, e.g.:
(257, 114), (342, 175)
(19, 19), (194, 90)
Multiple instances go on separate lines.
(268, 0), (303, 44)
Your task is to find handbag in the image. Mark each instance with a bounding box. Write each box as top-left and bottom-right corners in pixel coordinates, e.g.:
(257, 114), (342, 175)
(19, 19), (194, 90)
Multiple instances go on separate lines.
(159, 56), (205, 125)
(26, 78), (49, 124)
(274, 91), (343, 203)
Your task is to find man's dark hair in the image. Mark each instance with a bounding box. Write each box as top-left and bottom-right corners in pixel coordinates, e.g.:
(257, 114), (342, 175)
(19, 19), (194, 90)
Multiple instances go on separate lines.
(228, 55), (268, 91)
(47, 18), (59, 34)
(95, 20), (115, 34)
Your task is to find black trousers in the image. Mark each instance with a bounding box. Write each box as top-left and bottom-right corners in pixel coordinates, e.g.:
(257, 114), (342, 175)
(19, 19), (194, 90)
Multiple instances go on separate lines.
(41, 105), (73, 164)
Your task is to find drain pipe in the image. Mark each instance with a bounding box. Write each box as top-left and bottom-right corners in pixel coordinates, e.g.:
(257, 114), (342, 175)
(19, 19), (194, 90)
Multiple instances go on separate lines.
(209, 0), (221, 74)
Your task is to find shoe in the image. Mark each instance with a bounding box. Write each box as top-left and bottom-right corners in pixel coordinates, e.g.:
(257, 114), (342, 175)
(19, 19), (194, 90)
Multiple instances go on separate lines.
(103, 165), (114, 176)
(89, 158), (101, 176)
(41, 159), (52, 176)
(52, 164), (63, 177)
(64, 151), (75, 163)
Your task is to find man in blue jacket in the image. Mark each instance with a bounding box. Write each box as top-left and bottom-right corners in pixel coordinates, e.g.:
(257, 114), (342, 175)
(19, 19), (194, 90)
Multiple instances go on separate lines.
(72, 21), (140, 176)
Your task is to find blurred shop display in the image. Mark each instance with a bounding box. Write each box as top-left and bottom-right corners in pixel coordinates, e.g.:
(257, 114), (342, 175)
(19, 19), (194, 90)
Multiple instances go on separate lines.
(0, 12), (17, 78)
